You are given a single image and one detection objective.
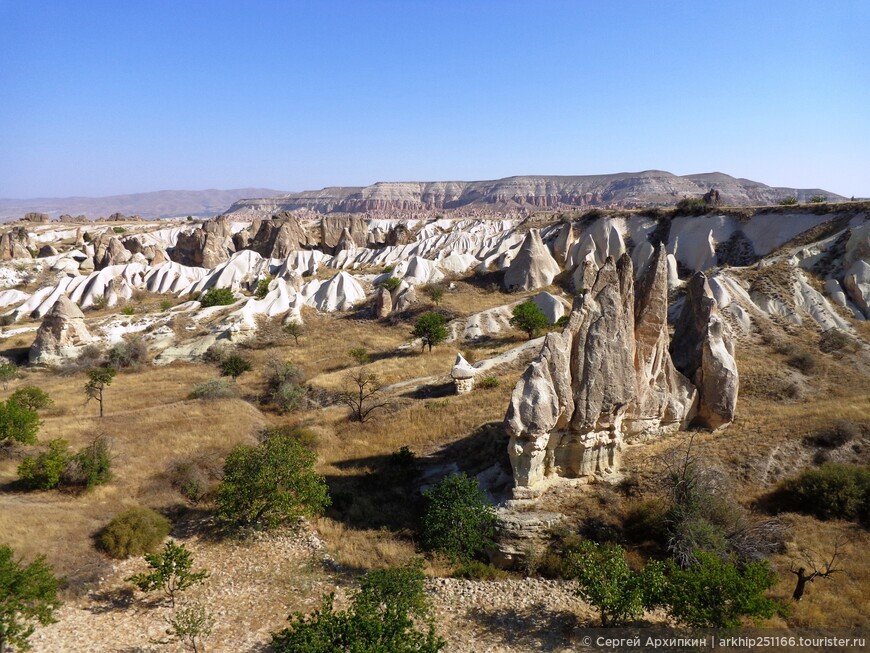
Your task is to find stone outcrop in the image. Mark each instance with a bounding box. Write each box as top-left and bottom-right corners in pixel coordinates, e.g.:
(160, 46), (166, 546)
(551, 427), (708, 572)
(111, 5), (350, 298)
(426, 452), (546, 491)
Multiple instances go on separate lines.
(334, 227), (356, 254)
(0, 227), (32, 260)
(375, 286), (392, 318)
(250, 214), (310, 259)
(24, 212), (50, 223)
(320, 215), (367, 253)
(504, 254), (701, 494)
(503, 229), (561, 292)
(170, 217), (235, 269)
(29, 296), (95, 365)
(37, 244), (59, 258)
(451, 353), (477, 394)
(671, 272), (739, 429)
(93, 234), (132, 269)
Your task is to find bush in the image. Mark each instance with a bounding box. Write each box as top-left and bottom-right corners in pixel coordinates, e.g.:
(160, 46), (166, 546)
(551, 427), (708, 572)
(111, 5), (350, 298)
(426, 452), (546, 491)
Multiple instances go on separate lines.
(420, 473), (496, 563)
(675, 197), (709, 216)
(160, 299), (174, 312)
(215, 429), (330, 532)
(451, 560), (507, 580)
(804, 420), (861, 449)
(270, 382), (306, 413)
(188, 378), (238, 400)
(63, 436), (112, 489)
(779, 197), (798, 205)
(8, 386), (53, 412)
(808, 195), (827, 203)
(254, 276), (273, 299)
(0, 360), (19, 389)
(786, 350), (818, 374)
(120, 306), (136, 316)
(98, 507), (171, 559)
(200, 287), (236, 307)
(18, 439), (71, 490)
(510, 300), (550, 339)
(380, 276), (402, 291)
(555, 315), (570, 328)
(347, 347), (370, 366)
(478, 376), (500, 389)
(0, 544), (62, 653)
(202, 341), (233, 364)
(107, 336), (149, 369)
(567, 541), (666, 627)
(218, 354), (252, 381)
(0, 399), (40, 445)
(663, 553), (782, 628)
(774, 463), (870, 523)
(271, 560), (443, 653)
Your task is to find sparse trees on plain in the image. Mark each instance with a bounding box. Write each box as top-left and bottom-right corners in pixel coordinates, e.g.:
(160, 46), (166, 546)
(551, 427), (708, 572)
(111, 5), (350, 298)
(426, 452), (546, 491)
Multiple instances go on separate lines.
(0, 545), (62, 653)
(84, 366), (117, 417)
(412, 312), (448, 353)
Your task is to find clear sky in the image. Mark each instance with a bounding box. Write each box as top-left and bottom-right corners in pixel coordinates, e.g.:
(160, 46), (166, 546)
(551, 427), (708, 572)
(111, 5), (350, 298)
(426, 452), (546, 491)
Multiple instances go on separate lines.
(1, 0), (867, 198)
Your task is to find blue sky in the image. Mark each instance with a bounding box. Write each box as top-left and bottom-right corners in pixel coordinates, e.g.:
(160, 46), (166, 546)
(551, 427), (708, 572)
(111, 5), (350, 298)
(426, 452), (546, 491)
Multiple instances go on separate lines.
(1, 0), (867, 198)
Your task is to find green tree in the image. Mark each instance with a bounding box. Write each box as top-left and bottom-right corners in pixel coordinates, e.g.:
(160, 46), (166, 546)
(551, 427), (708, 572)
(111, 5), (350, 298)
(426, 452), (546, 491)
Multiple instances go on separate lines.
(0, 545), (62, 653)
(271, 560), (444, 653)
(163, 602), (214, 653)
(215, 429), (330, 531)
(284, 320), (303, 345)
(380, 276), (402, 291)
(84, 366), (117, 417)
(412, 313), (448, 353)
(779, 196), (798, 206)
(567, 541), (666, 627)
(0, 361), (18, 390)
(218, 354), (252, 382)
(126, 541), (209, 607)
(808, 195), (827, 203)
(0, 400), (40, 445)
(8, 387), (53, 412)
(509, 300), (550, 339)
(420, 473), (496, 563)
(663, 552), (783, 628)
(347, 346), (370, 366)
(425, 285), (444, 306)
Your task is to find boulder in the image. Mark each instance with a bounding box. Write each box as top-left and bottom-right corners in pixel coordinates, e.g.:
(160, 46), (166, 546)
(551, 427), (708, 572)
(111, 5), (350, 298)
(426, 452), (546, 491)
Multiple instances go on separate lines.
(334, 227), (357, 254)
(386, 223), (414, 246)
(250, 214), (310, 259)
(320, 215), (367, 254)
(375, 286), (393, 318)
(37, 244), (59, 258)
(451, 353), (477, 394)
(93, 235), (132, 269)
(671, 272), (739, 429)
(0, 227), (32, 260)
(29, 296), (96, 365)
(504, 254), (700, 494)
(503, 229), (561, 292)
(843, 260), (870, 317)
(170, 217), (235, 269)
(23, 212), (50, 223)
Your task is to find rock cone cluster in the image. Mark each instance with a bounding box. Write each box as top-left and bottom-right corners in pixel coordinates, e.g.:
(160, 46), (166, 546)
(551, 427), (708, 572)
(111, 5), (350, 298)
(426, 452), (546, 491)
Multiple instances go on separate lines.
(504, 247), (737, 494)
(29, 296), (95, 365)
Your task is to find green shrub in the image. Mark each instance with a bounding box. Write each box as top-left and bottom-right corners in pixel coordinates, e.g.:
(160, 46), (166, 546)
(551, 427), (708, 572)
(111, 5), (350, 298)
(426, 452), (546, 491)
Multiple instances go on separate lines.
(107, 336), (148, 369)
(382, 264), (395, 274)
(120, 306), (136, 316)
(270, 382), (306, 413)
(0, 399), (40, 445)
(380, 276), (402, 291)
(98, 507), (171, 559)
(774, 463), (870, 523)
(804, 421), (861, 449)
(779, 197), (798, 205)
(478, 376), (500, 389)
(18, 439), (71, 490)
(218, 354), (252, 381)
(254, 276), (273, 299)
(567, 540), (666, 627)
(8, 386), (53, 412)
(271, 560), (443, 653)
(425, 285), (444, 305)
(412, 312), (448, 353)
(215, 429), (330, 532)
(623, 498), (669, 545)
(160, 299), (174, 312)
(126, 540), (208, 607)
(112, 226), (126, 234)
(808, 195), (827, 203)
(188, 378), (238, 400)
(0, 360), (18, 389)
(200, 287), (236, 307)
(663, 553), (782, 628)
(63, 436), (112, 489)
(451, 560), (507, 580)
(420, 473), (496, 563)
(555, 315), (570, 328)
(347, 347), (370, 366)
(675, 197), (709, 216)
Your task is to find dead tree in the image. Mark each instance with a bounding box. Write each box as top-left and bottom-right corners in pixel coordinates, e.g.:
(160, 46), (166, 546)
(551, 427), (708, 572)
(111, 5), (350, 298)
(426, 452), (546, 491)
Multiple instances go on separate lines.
(790, 539), (845, 601)
(340, 368), (389, 423)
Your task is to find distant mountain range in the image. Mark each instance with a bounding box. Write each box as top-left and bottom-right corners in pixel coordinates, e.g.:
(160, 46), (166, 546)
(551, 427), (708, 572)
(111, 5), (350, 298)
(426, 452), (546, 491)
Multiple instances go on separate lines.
(0, 188), (286, 222)
(0, 172), (846, 222)
(222, 171), (844, 217)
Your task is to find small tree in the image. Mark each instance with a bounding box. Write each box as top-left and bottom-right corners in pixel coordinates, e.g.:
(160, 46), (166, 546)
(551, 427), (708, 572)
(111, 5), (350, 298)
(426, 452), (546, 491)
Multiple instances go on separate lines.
(567, 541), (665, 627)
(0, 361), (18, 390)
(218, 354), (252, 382)
(284, 320), (303, 345)
(509, 300), (550, 339)
(420, 473), (496, 563)
(17, 439), (71, 490)
(163, 602), (215, 653)
(126, 541), (209, 607)
(8, 386), (53, 412)
(412, 313), (448, 353)
(789, 540), (845, 602)
(0, 545), (62, 653)
(0, 400), (40, 445)
(663, 552), (783, 628)
(215, 429), (330, 531)
(425, 285), (444, 306)
(84, 366), (117, 417)
(347, 346), (370, 366)
(340, 368), (389, 423)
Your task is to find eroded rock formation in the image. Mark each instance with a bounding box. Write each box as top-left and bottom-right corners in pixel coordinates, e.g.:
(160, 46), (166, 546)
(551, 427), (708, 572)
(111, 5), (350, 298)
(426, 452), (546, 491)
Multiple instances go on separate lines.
(503, 229), (561, 292)
(451, 353), (476, 394)
(29, 296), (95, 365)
(504, 252), (704, 494)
